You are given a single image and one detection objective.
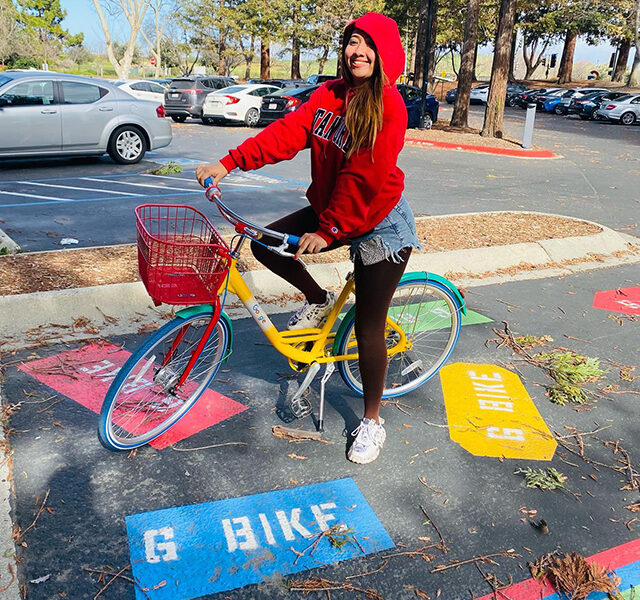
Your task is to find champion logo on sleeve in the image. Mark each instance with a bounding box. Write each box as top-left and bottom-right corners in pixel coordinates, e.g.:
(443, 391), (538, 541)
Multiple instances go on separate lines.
(331, 226), (339, 235)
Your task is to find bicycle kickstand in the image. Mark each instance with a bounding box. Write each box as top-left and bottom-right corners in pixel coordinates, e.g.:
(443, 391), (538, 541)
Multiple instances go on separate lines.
(289, 362), (321, 419)
(317, 362), (335, 432)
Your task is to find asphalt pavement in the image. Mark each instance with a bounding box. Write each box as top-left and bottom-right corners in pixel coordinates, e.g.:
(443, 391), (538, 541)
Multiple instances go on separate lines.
(2, 263), (639, 599)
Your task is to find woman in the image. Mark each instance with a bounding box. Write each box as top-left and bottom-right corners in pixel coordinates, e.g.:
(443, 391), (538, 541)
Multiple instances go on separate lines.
(196, 12), (420, 464)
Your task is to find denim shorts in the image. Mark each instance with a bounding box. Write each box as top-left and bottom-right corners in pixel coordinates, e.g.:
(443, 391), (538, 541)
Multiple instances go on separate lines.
(349, 196), (422, 266)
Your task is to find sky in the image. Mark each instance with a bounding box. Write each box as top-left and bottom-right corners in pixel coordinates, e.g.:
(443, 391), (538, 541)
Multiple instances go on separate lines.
(59, 0), (619, 67)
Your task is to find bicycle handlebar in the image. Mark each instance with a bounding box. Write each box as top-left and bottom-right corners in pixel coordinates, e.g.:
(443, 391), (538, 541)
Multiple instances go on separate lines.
(203, 177), (300, 247)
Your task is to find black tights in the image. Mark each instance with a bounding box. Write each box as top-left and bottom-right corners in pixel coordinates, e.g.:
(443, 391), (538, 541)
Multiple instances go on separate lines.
(251, 206), (410, 421)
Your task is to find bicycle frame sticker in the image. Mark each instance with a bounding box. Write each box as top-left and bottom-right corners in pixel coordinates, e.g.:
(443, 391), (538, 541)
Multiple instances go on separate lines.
(440, 363), (557, 460)
(18, 342), (247, 449)
(125, 478), (394, 600)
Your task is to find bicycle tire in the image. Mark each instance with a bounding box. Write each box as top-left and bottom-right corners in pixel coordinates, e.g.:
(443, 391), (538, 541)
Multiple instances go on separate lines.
(336, 277), (461, 398)
(98, 312), (231, 450)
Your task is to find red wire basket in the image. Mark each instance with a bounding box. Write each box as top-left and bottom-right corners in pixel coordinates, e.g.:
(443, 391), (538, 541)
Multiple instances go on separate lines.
(135, 204), (231, 305)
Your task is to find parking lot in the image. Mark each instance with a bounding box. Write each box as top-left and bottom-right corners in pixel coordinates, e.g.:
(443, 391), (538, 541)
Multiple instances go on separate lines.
(1, 110), (639, 600)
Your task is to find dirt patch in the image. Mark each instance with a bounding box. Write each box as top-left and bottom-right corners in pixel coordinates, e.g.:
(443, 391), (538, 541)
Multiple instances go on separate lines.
(0, 212), (602, 297)
(406, 122), (526, 150)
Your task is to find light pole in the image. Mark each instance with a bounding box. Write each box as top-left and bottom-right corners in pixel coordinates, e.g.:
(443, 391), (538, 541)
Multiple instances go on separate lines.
(419, 0), (436, 129)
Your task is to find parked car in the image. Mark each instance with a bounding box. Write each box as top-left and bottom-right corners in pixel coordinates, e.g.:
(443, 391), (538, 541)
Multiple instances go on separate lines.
(556, 87), (610, 114)
(247, 78), (308, 89)
(201, 83), (279, 126)
(397, 84), (439, 129)
(567, 90), (610, 115)
(595, 93), (640, 125)
(164, 75), (235, 122)
(469, 83), (490, 104)
(307, 74), (337, 84)
(574, 91), (627, 120)
(531, 88), (565, 110)
(445, 87), (457, 104)
(513, 88), (550, 108)
(448, 82), (526, 106)
(115, 79), (167, 104)
(0, 71), (171, 164)
(259, 84), (319, 125)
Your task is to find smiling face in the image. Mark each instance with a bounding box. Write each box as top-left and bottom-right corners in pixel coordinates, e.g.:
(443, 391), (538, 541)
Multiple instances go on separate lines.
(344, 30), (377, 85)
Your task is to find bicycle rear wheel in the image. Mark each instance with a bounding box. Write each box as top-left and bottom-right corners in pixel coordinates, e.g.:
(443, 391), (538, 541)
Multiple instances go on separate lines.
(336, 277), (461, 398)
(98, 312), (230, 450)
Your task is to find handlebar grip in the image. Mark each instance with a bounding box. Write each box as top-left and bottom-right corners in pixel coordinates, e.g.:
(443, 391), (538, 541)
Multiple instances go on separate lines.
(287, 234), (301, 247)
(204, 177), (213, 187)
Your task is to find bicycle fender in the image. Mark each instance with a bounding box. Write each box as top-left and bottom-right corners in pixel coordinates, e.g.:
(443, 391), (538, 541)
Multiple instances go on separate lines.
(175, 305), (234, 361)
(331, 272), (466, 357)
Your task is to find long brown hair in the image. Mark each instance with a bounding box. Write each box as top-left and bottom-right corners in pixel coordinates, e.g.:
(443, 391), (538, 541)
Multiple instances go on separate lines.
(341, 27), (388, 160)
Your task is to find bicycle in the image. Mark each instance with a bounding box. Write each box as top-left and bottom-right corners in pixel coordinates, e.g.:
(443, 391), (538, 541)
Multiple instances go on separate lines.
(98, 181), (466, 451)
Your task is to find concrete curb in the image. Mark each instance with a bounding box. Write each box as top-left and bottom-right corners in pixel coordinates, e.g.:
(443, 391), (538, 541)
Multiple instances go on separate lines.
(405, 136), (561, 159)
(0, 228), (20, 254)
(0, 219), (637, 350)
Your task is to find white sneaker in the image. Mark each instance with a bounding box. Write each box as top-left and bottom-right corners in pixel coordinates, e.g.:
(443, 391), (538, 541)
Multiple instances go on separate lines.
(347, 417), (386, 464)
(287, 290), (336, 330)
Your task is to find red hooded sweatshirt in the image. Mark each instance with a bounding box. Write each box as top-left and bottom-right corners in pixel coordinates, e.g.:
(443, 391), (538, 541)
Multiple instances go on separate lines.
(219, 12), (407, 244)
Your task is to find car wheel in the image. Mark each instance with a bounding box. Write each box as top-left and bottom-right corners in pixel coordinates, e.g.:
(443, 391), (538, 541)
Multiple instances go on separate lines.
(107, 126), (147, 165)
(201, 116), (215, 125)
(171, 115), (186, 123)
(620, 111), (636, 126)
(244, 108), (260, 127)
(507, 97), (516, 107)
(554, 106), (564, 115)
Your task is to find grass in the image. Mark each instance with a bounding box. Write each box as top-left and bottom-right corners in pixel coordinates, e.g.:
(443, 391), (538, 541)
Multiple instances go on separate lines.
(515, 467), (567, 490)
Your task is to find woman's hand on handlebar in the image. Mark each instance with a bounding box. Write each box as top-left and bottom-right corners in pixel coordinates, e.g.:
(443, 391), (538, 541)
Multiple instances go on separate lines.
(196, 162), (228, 188)
(294, 232), (328, 259)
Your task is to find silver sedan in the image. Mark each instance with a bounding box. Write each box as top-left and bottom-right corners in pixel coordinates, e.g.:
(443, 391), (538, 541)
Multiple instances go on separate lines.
(0, 71), (172, 164)
(595, 93), (640, 126)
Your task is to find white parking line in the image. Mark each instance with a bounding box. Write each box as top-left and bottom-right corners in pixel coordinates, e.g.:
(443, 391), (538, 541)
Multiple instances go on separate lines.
(19, 181), (144, 196)
(0, 190), (73, 202)
(81, 177), (197, 192)
(137, 173), (263, 188)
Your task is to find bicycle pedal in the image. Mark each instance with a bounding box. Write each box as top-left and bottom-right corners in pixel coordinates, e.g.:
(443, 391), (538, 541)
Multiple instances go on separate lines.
(289, 396), (313, 419)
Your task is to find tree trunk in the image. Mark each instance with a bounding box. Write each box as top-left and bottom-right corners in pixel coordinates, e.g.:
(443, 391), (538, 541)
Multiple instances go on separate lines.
(290, 6), (300, 79)
(472, 40), (478, 81)
(508, 28), (517, 81)
(413, 0), (428, 88)
(243, 36), (254, 80)
(318, 45), (329, 74)
(481, 0), (517, 138)
(523, 38), (549, 80)
(613, 39), (631, 82)
(218, 34), (226, 75)
(628, 0), (640, 87)
(426, 0), (438, 87)
(557, 30), (577, 84)
(260, 38), (270, 79)
(450, 0), (479, 128)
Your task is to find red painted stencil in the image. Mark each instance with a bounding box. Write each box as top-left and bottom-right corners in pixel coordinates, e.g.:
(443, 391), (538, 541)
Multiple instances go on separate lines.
(593, 286), (640, 316)
(18, 342), (247, 449)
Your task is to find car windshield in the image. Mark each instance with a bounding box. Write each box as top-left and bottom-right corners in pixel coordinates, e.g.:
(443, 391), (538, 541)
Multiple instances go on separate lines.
(218, 86), (245, 94)
(580, 91), (604, 100)
(548, 89), (565, 97)
(611, 94), (634, 102)
(269, 86), (309, 96)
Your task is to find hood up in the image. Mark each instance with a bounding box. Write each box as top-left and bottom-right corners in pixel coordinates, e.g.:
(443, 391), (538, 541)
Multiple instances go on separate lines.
(343, 12), (405, 86)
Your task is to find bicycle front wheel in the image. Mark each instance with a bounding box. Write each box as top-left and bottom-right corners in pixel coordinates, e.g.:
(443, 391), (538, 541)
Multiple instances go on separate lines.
(336, 277), (462, 398)
(98, 312), (231, 450)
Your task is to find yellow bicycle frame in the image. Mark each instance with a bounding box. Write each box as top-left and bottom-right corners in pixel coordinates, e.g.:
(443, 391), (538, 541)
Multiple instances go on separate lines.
(219, 258), (410, 367)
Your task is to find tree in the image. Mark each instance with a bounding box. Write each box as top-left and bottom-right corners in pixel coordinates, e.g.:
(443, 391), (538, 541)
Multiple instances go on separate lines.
(140, 0), (177, 77)
(481, 0), (517, 138)
(450, 0), (479, 128)
(0, 0), (20, 65)
(15, 0), (82, 67)
(629, 0), (640, 86)
(92, 0), (151, 79)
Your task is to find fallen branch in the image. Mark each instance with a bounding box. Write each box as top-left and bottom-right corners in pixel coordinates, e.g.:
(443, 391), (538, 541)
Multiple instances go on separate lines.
(431, 550), (519, 574)
(15, 489), (50, 543)
(420, 505), (448, 553)
(287, 576), (383, 600)
(272, 425), (334, 444)
(170, 441), (247, 452)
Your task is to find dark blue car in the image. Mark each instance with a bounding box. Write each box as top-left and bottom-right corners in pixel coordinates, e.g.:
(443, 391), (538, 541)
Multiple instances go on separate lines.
(397, 84), (439, 128)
